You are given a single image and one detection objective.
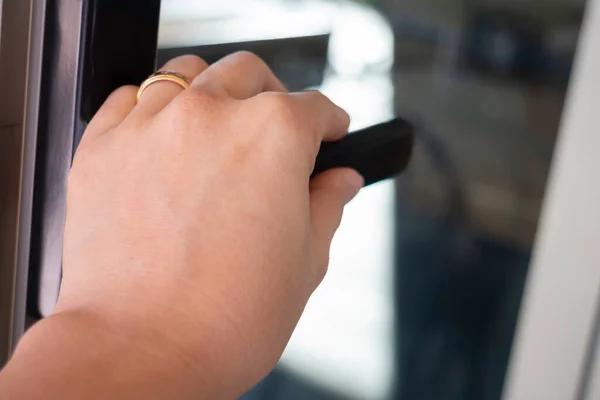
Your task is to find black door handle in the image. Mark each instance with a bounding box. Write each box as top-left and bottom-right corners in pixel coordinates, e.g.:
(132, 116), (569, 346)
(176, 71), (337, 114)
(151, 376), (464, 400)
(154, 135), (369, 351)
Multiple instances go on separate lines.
(313, 118), (414, 186)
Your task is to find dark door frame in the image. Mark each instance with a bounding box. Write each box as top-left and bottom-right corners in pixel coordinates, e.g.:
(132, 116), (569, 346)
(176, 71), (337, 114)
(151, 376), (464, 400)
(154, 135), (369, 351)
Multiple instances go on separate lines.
(0, 0), (45, 365)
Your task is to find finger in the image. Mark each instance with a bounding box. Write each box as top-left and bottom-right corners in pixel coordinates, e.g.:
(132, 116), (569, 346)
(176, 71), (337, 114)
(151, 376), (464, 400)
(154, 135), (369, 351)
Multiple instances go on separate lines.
(309, 168), (363, 279)
(285, 91), (350, 147)
(136, 55), (208, 115)
(250, 91), (349, 175)
(192, 51), (287, 99)
(80, 85), (138, 145)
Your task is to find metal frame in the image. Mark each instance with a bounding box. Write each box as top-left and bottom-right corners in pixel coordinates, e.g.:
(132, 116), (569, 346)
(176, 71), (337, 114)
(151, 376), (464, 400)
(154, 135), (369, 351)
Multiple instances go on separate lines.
(503, 0), (600, 398)
(28, 0), (85, 319)
(0, 0), (45, 366)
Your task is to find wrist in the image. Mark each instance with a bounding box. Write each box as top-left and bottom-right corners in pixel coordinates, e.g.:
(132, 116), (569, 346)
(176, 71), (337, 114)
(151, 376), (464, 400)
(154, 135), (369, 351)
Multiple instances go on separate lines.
(55, 280), (282, 397)
(6, 309), (219, 399)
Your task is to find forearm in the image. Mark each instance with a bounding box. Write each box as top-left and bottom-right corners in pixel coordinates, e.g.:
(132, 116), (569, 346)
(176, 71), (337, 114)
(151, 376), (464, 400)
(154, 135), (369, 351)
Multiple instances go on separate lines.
(0, 311), (213, 400)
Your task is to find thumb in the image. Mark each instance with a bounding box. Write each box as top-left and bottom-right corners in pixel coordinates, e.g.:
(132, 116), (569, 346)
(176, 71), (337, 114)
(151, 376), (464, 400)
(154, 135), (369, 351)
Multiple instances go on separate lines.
(309, 168), (363, 274)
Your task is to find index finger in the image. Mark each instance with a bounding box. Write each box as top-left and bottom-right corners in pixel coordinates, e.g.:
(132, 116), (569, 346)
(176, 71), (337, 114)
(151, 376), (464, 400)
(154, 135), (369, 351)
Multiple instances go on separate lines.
(284, 90), (351, 156)
(249, 90), (350, 176)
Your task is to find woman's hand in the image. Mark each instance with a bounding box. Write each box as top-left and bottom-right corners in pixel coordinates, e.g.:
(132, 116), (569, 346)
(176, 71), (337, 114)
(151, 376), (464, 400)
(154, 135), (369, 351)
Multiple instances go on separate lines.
(1, 53), (362, 399)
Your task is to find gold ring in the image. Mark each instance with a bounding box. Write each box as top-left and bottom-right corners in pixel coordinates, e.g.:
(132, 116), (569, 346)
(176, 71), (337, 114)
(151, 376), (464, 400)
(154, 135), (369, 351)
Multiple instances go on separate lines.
(136, 71), (192, 102)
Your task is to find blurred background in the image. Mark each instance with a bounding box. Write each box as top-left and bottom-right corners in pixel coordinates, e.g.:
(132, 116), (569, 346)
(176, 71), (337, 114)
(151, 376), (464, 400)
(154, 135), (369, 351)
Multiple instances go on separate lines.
(157, 1), (586, 399)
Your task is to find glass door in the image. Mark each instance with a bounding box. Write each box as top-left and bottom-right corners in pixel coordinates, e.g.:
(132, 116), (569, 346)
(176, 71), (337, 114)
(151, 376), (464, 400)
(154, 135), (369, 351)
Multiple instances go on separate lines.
(5, 1), (599, 399)
(157, 1), (588, 399)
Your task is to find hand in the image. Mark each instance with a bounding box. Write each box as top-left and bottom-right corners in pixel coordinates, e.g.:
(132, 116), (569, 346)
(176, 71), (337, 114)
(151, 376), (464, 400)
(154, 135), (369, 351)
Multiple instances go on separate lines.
(45, 53), (362, 398)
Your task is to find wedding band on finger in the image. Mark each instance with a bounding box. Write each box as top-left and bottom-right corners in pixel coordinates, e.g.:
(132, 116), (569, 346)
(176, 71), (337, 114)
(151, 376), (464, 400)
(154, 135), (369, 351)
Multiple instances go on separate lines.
(136, 71), (192, 103)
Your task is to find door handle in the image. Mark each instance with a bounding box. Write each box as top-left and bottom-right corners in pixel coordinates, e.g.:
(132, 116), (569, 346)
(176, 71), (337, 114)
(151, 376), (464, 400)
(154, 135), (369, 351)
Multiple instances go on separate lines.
(313, 118), (414, 186)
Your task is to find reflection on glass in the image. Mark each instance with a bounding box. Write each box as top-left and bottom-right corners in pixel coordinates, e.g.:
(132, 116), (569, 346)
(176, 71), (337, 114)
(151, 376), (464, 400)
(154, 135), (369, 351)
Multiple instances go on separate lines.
(158, 0), (585, 399)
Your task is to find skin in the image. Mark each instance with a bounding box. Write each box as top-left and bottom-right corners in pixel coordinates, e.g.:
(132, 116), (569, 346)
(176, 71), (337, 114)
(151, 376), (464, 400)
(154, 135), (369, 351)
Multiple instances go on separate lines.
(0, 53), (363, 399)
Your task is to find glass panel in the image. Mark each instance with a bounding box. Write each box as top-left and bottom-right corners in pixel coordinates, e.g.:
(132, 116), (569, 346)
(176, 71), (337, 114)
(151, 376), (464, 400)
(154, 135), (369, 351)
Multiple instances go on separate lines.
(158, 1), (586, 399)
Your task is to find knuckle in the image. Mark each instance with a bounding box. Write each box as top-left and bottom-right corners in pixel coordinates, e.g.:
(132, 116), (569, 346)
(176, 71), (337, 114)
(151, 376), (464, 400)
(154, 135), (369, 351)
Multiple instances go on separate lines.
(247, 93), (312, 171)
(257, 93), (300, 132)
(175, 54), (208, 69)
(229, 51), (265, 68)
(174, 88), (219, 115)
(303, 89), (327, 103)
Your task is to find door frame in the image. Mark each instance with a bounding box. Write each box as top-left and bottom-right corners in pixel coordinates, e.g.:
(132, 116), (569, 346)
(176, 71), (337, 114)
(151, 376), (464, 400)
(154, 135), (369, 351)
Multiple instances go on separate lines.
(0, 0), (45, 365)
